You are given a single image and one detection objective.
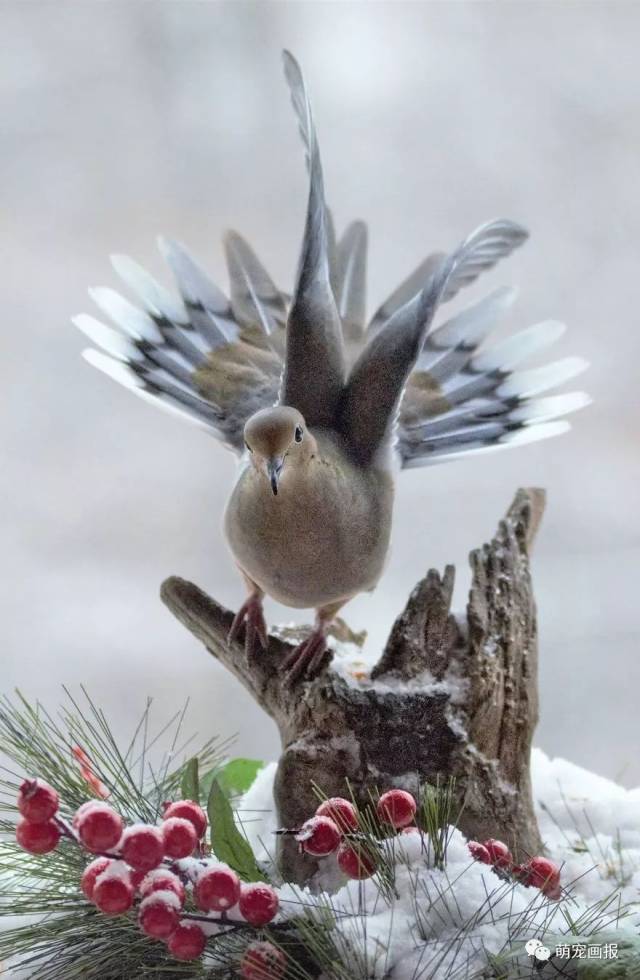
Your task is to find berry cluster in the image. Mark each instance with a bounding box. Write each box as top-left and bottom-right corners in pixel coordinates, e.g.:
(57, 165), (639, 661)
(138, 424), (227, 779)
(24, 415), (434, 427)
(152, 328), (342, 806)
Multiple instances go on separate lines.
(15, 777), (285, 975)
(292, 788), (418, 880)
(468, 837), (562, 900)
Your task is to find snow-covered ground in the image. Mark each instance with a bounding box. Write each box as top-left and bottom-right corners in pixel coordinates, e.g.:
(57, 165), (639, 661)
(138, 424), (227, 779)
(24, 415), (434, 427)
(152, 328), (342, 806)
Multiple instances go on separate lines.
(239, 750), (640, 978)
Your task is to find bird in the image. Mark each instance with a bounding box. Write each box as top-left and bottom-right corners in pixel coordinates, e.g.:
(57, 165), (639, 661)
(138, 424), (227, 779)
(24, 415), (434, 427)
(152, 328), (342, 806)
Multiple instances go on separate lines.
(74, 51), (589, 683)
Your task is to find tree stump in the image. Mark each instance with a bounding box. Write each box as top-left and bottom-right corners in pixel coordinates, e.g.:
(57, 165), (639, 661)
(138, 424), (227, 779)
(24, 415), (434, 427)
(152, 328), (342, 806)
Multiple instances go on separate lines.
(161, 487), (544, 883)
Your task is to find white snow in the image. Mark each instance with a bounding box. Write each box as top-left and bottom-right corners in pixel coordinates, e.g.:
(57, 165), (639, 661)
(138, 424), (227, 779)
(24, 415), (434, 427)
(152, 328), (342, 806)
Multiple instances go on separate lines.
(237, 748), (640, 978)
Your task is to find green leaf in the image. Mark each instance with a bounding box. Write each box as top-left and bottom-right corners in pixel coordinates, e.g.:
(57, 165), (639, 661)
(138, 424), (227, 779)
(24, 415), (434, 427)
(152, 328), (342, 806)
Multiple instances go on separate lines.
(181, 757), (199, 803)
(200, 757), (264, 803)
(217, 758), (264, 797)
(207, 778), (266, 882)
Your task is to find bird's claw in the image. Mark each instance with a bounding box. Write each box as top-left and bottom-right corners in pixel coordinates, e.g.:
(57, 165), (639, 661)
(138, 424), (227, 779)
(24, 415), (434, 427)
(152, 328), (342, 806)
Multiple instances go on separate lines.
(281, 629), (332, 685)
(228, 595), (268, 659)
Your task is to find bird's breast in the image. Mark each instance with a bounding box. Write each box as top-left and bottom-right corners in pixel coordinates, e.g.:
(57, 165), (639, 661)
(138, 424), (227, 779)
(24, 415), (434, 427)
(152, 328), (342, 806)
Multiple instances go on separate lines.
(223, 454), (394, 609)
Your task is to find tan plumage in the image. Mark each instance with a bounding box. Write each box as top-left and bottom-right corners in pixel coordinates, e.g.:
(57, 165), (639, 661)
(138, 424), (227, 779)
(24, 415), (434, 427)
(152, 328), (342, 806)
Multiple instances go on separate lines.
(75, 52), (589, 681)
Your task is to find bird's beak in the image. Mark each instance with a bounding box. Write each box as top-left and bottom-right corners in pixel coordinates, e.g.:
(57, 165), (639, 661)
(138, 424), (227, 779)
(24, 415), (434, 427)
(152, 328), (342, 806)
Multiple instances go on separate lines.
(266, 456), (284, 496)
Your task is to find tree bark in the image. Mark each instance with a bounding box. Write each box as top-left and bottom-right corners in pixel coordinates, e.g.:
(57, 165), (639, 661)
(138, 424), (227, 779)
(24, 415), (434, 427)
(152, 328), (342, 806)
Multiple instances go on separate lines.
(161, 487), (544, 883)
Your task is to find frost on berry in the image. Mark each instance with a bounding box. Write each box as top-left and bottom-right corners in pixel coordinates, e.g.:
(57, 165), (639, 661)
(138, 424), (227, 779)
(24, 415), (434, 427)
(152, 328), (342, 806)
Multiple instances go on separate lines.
(72, 800), (102, 829)
(162, 800), (207, 839)
(238, 882), (279, 926)
(81, 857), (111, 901)
(296, 815), (342, 857)
(468, 841), (492, 864)
(161, 816), (198, 859)
(483, 838), (513, 869)
(376, 789), (417, 829)
(120, 824), (165, 872)
(139, 868), (185, 904)
(92, 861), (134, 915)
(315, 797), (358, 832)
(337, 841), (377, 879)
(195, 864), (241, 911)
(17, 778), (59, 823)
(138, 890), (181, 939)
(76, 803), (124, 853)
(167, 921), (207, 961)
(15, 817), (60, 855)
(240, 940), (287, 980)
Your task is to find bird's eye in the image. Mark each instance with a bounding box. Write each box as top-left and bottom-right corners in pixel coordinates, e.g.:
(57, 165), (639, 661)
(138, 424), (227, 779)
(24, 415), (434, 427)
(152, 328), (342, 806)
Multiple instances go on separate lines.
(294, 425), (304, 443)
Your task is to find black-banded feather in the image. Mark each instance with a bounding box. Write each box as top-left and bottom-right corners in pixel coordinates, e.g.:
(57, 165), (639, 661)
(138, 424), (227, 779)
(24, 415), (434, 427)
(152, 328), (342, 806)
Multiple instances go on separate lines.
(280, 50), (345, 426)
(76, 240), (286, 453)
(159, 237), (238, 348)
(401, 417), (575, 467)
(398, 282), (589, 468)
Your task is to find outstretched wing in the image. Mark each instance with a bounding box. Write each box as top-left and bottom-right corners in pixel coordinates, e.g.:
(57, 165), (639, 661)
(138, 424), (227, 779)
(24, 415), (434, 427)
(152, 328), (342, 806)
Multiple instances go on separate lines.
(398, 285), (589, 466)
(279, 51), (345, 427)
(339, 219), (532, 466)
(74, 237), (288, 454)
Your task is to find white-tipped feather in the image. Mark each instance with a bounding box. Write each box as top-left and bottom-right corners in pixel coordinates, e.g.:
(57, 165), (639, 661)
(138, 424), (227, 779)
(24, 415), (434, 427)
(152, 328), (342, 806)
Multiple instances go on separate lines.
(88, 287), (162, 343)
(430, 286), (517, 348)
(110, 254), (189, 325)
(471, 320), (566, 373)
(506, 418), (571, 445)
(72, 314), (142, 363)
(158, 237), (228, 315)
(512, 391), (591, 423)
(497, 356), (589, 399)
(404, 419), (571, 468)
(82, 348), (143, 389)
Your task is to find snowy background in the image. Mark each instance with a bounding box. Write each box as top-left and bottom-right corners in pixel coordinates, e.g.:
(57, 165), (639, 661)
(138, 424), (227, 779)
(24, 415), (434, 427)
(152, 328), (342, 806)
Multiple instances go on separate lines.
(2, 3), (639, 784)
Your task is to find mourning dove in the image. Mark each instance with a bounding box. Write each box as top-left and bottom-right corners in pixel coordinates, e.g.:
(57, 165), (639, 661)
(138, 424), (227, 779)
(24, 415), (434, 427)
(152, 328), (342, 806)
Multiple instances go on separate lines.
(74, 52), (589, 682)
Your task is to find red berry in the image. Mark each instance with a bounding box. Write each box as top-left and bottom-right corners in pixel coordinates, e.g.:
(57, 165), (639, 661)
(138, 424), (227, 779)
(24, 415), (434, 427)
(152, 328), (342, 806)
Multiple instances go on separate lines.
(139, 868), (185, 904)
(163, 800), (207, 839)
(195, 864), (241, 911)
(130, 868), (147, 892)
(120, 824), (164, 872)
(161, 816), (198, 859)
(138, 891), (181, 939)
(483, 839), (512, 869)
(337, 841), (377, 879)
(15, 817), (60, 855)
(315, 797), (358, 833)
(521, 856), (561, 891)
(297, 816), (341, 857)
(240, 940), (287, 980)
(76, 803), (123, 853)
(468, 841), (492, 864)
(81, 857), (111, 901)
(167, 922), (207, 961)
(92, 863), (134, 915)
(72, 800), (102, 829)
(17, 779), (59, 823)
(377, 789), (417, 829)
(238, 883), (279, 926)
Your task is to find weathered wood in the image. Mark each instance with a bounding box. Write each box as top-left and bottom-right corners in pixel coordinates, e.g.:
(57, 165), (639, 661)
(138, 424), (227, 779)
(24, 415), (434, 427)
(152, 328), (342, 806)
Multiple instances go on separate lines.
(161, 487), (544, 883)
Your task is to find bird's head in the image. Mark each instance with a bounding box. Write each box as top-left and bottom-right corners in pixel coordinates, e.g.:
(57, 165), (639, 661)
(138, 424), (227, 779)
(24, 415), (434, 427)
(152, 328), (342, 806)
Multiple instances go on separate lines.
(243, 407), (314, 495)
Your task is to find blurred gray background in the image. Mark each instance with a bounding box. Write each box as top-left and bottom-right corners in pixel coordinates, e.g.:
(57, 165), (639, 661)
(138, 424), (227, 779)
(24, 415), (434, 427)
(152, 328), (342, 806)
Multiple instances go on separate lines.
(2, 2), (638, 785)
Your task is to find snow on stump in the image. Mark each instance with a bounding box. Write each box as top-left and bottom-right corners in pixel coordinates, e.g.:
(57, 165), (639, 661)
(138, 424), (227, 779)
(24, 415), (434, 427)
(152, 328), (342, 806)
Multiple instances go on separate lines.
(161, 487), (544, 883)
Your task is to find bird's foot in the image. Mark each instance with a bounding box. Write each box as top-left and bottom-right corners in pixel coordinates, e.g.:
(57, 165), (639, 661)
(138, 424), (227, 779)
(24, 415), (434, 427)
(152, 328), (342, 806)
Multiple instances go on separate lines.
(228, 594), (268, 659)
(281, 626), (332, 685)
